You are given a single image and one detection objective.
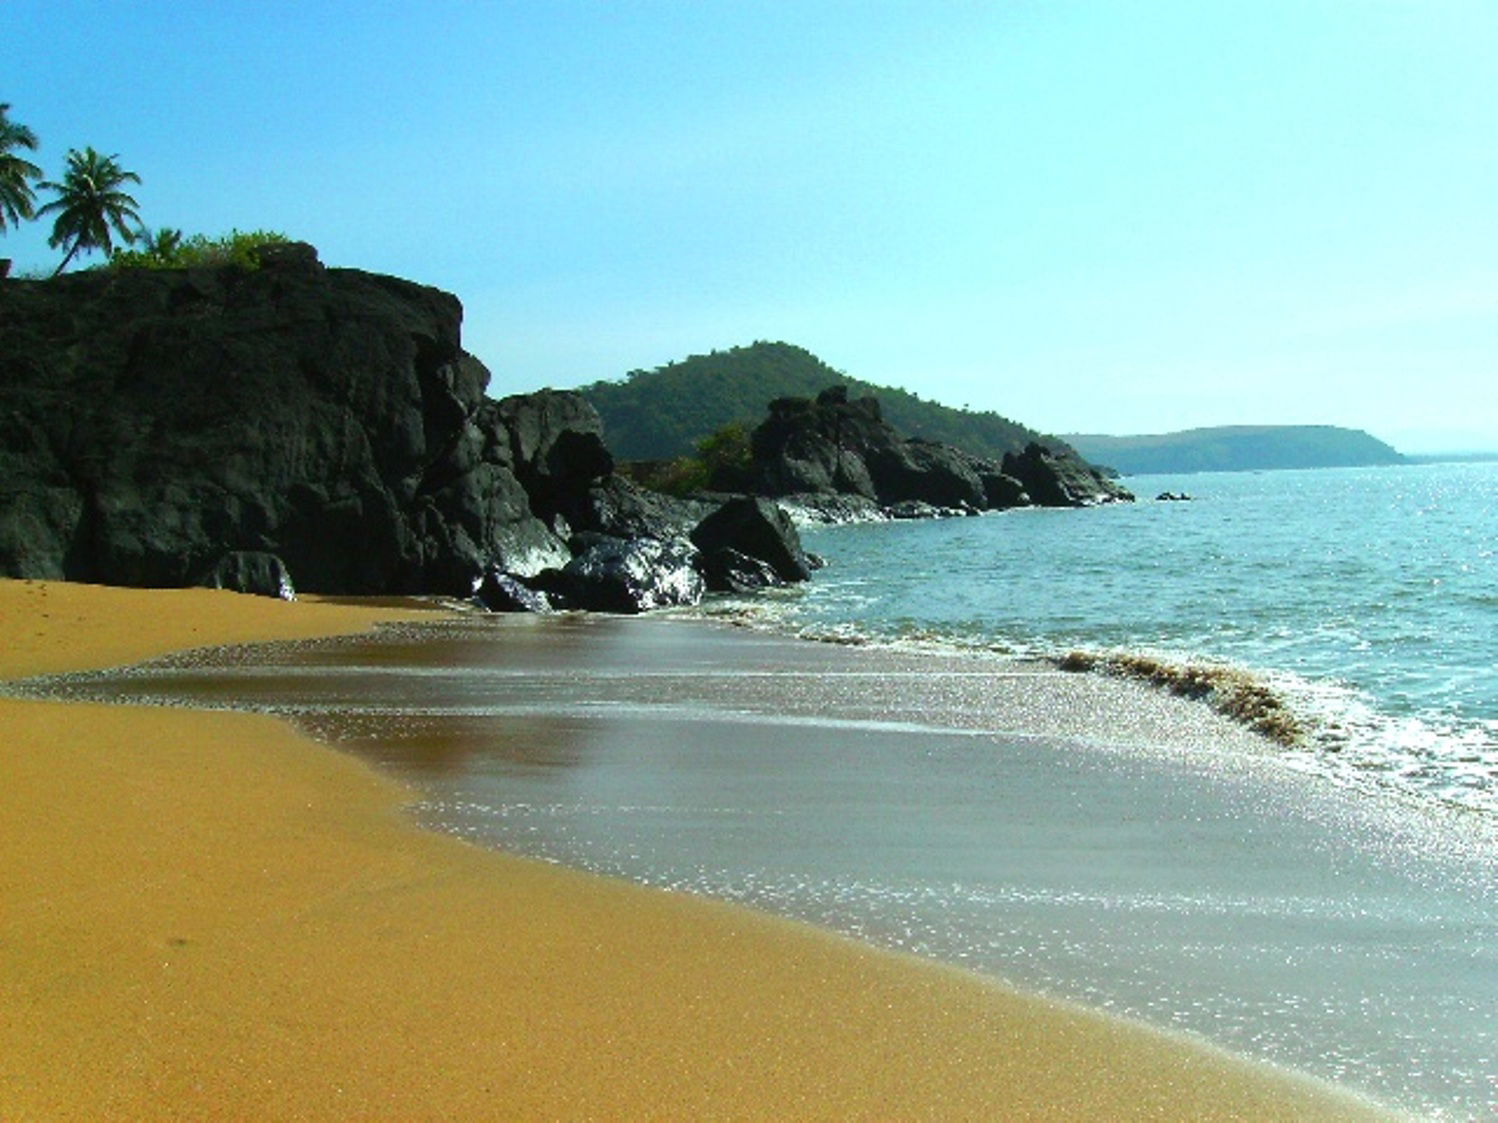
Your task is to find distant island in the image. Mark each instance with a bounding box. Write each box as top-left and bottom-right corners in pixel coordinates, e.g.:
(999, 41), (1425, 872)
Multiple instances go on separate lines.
(1063, 426), (1405, 476)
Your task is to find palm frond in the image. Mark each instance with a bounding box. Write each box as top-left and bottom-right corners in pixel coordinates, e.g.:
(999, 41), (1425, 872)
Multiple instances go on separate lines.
(38, 146), (147, 271)
(0, 103), (44, 230)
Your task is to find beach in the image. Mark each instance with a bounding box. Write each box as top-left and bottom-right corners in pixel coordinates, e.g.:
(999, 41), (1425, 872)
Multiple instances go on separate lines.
(0, 579), (1401, 1119)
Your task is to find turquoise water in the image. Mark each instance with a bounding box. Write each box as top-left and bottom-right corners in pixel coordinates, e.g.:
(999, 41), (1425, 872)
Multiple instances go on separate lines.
(780, 461), (1498, 815)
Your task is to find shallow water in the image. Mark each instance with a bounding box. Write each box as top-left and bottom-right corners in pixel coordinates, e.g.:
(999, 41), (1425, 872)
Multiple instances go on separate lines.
(763, 461), (1498, 817)
(28, 613), (1498, 1119)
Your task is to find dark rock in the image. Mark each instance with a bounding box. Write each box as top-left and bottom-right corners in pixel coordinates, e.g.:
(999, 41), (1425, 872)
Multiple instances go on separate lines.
(254, 241), (323, 271)
(689, 497), (812, 584)
(194, 550), (296, 600)
(1156, 491), (1193, 502)
(773, 493), (886, 525)
(0, 246), (598, 594)
(699, 547), (784, 594)
(494, 389), (614, 521)
(747, 385), (1129, 513)
(749, 393), (881, 499)
(546, 536), (705, 614)
(880, 500), (964, 521)
(476, 570), (553, 613)
(1000, 443), (1134, 507)
(980, 470), (1029, 509)
(562, 474), (714, 542)
(864, 437), (988, 509)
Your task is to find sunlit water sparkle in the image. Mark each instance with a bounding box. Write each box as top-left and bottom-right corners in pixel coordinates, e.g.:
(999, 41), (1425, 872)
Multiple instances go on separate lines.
(726, 462), (1498, 817)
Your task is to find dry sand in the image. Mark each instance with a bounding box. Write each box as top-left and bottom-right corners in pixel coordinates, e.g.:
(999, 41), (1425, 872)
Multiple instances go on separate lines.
(0, 578), (1400, 1120)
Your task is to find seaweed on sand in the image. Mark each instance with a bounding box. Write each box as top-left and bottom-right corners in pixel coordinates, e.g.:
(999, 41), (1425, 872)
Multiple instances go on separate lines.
(1056, 650), (1304, 746)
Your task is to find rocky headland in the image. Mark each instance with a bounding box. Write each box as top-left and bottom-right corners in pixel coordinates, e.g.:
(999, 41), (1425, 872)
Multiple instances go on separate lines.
(0, 245), (1126, 612)
(741, 385), (1132, 521)
(0, 244), (813, 611)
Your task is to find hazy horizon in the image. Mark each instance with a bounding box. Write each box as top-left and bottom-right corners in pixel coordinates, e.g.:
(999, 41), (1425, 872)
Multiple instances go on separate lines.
(7, 2), (1494, 454)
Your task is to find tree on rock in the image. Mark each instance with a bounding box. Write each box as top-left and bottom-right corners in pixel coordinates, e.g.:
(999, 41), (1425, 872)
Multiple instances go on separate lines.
(37, 146), (143, 274)
(0, 104), (43, 234)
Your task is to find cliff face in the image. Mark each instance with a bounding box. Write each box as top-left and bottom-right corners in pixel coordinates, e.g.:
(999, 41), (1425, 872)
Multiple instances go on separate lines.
(0, 244), (598, 595)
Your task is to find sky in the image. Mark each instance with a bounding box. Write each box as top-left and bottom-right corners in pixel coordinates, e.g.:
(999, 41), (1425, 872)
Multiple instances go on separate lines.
(5, 1), (1495, 452)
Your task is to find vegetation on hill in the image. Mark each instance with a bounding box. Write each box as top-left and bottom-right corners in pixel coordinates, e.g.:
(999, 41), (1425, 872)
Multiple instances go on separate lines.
(107, 228), (291, 271)
(579, 341), (1057, 462)
(622, 422), (755, 497)
(1064, 426), (1405, 475)
(0, 102), (286, 279)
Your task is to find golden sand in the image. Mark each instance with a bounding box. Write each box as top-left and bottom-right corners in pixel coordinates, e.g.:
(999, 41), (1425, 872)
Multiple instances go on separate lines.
(0, 578), (1398, 1119)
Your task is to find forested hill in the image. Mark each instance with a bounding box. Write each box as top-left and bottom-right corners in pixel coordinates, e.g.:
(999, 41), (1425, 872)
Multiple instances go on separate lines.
(578, 341), (1056, 462)
(1064, 426), (1406, 475)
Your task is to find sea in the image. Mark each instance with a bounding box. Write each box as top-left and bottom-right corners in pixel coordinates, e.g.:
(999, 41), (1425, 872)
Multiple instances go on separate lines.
(25, 459), (1496, 1117)
(767, 460), (1498, 818)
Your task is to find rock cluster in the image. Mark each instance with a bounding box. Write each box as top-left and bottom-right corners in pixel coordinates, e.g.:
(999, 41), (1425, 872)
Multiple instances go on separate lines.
(747, 386), (1130, 517)
(0, 245), (808, 612)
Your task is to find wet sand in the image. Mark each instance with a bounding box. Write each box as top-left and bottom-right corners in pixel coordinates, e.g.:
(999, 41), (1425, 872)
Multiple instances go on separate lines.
(0, 578), (1400, 1119)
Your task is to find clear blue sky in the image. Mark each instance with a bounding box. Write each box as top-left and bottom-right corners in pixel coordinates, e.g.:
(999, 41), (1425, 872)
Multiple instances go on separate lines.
(6, 1), (1495, 452)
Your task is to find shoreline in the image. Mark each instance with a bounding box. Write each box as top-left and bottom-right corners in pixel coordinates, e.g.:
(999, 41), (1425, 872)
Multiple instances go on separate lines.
(1, 579), (1402, 1118)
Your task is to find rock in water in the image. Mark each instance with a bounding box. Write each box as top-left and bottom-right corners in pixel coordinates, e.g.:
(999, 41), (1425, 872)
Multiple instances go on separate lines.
(690, 496), (813, 585)
(697, 547), (784, 594)
(1000, 442), (1132, 507)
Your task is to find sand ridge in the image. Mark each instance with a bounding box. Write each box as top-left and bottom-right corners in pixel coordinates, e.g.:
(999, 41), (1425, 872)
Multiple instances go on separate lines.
(0, 578), (1401, 1119)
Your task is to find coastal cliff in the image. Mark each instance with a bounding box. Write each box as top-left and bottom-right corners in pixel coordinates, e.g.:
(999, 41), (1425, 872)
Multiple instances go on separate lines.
(0, 245), (806, 609)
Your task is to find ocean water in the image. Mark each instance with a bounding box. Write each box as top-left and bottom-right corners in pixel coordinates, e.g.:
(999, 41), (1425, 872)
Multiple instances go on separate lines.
(763, 461), (1498, 817)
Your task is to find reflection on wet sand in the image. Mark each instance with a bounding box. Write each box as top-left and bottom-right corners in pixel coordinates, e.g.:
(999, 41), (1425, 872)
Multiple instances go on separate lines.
(299, 712), (598, 776)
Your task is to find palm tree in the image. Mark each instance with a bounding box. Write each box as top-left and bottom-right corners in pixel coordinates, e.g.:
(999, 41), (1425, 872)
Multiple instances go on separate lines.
(139, 225), (184, 263)
(0, 103), (43, 234)
(36, 146), (143, 274)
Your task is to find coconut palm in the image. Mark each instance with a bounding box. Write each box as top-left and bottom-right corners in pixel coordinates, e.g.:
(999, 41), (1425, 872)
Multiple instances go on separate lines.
(0, 103), (43, 233)
(37, 146), (143, 274)
(139, 225), (184, 263)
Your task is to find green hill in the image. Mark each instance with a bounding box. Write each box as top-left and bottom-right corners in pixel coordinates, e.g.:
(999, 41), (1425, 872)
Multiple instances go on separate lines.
(1064, 426), (1406, 475)
(578, 341), (1056, 462)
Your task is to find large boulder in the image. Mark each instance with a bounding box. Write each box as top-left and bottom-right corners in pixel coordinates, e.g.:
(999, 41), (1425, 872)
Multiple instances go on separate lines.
(864, 437), (988, 509)
(560, 474), (715, 543)
(749, 388), (882, 500)
(475, 569), (554, 613)
(495, 389), (614, 519)
(1000, 442), (1132, 507)
(539, 536), (705, 614)
(690, 496), (812, 586)
(0, 246), (600, 595)
(697, 547), (784, 594)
